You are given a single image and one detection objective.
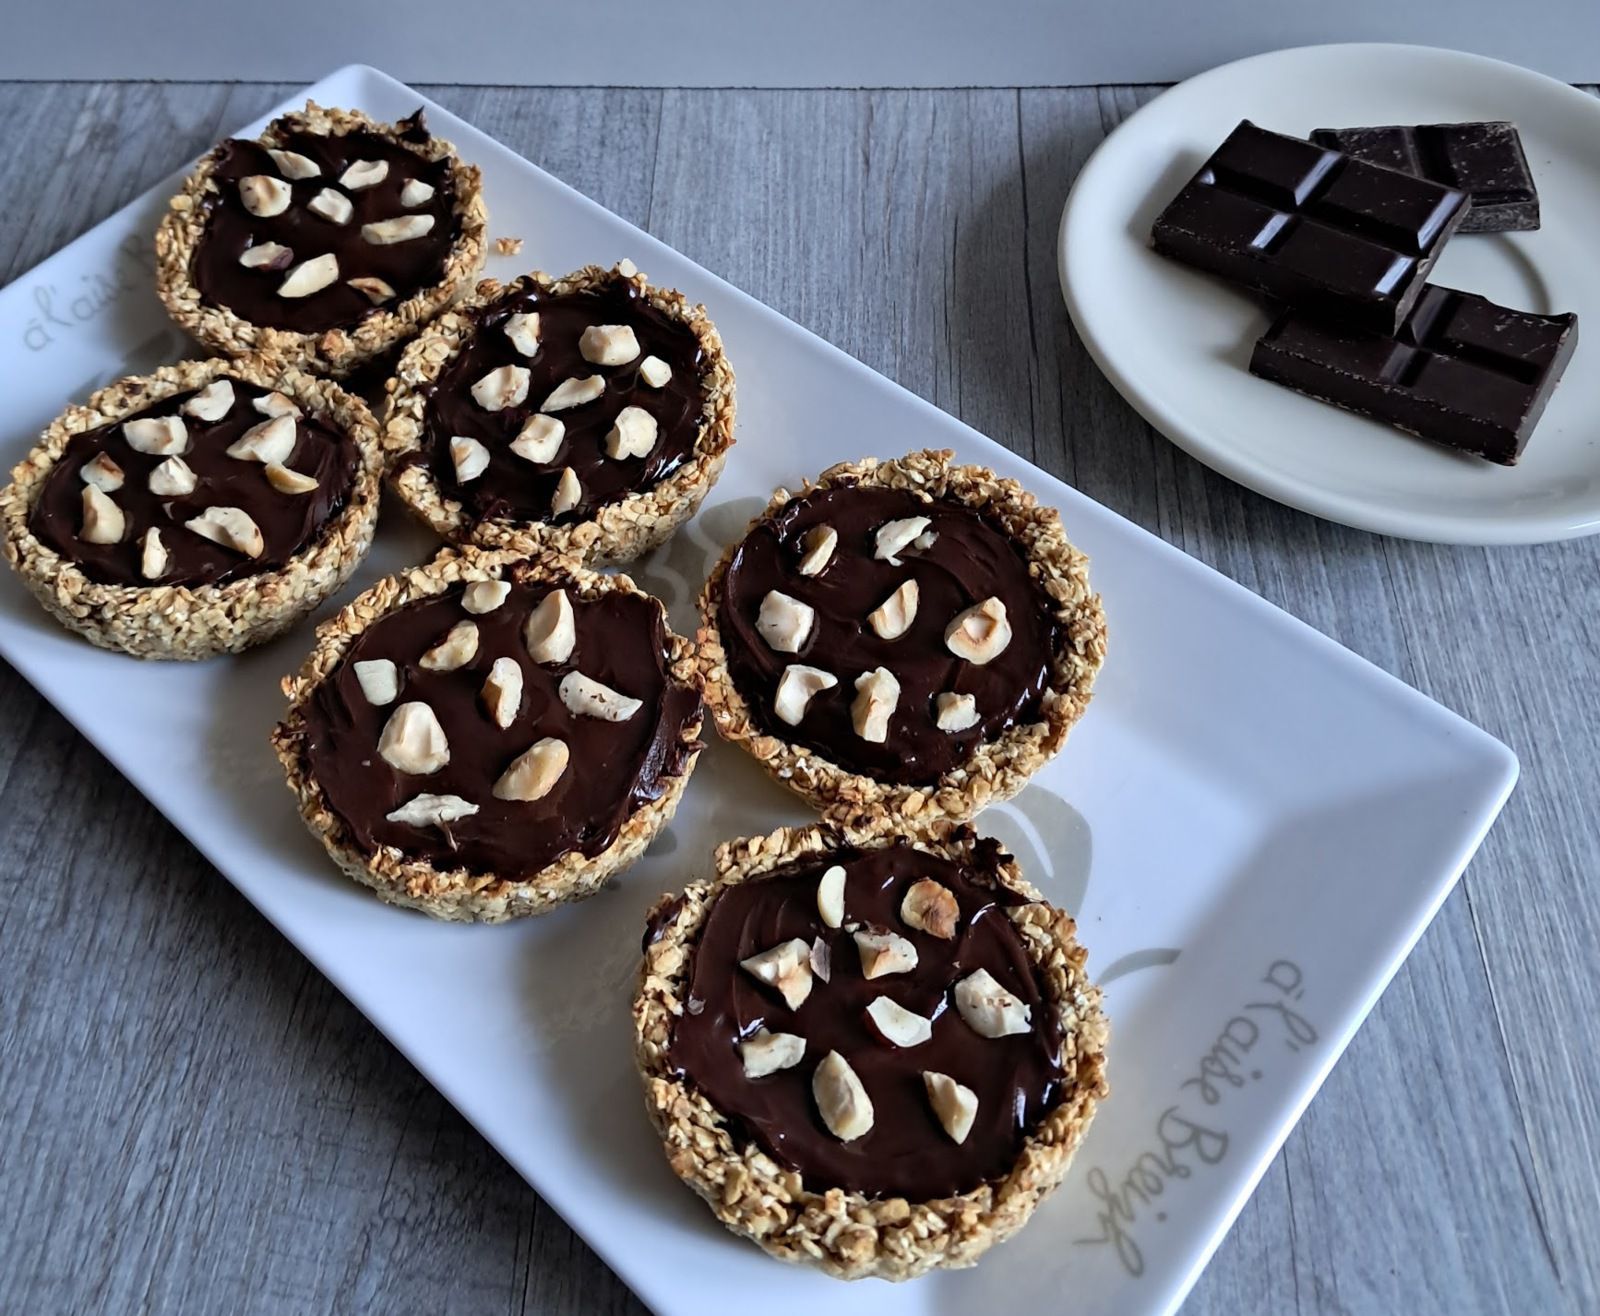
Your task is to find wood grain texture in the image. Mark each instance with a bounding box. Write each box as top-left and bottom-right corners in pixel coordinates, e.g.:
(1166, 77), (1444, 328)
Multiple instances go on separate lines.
(0, 78), (1595, 1316)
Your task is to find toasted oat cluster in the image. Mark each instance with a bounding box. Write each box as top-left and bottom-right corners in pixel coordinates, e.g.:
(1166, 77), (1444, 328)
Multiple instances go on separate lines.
(383, 261), (736, 564)
(634, 819), (1108, 1279)
(272, 549), (703, 921)
(697, 450), (1106, 821)
(156, 103), (487, 376)
(0, 357), (382, 659)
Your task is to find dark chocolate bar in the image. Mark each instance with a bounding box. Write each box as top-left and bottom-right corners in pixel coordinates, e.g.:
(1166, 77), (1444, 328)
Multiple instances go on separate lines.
(1151, 120), (1469, 333)
(1310, 122), (1538, 234)
(1249, 286), (1577, 465)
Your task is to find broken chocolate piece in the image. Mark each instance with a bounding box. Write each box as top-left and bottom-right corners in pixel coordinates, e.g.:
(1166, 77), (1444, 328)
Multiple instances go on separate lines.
(1152, 120), (1469, 333)
(1249, 285), (1578, 465)
(1310, 122), (1538, 234)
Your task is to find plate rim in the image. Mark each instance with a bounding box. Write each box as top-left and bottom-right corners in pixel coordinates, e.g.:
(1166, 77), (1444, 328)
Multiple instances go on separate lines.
(1058, 40), (1600, 546)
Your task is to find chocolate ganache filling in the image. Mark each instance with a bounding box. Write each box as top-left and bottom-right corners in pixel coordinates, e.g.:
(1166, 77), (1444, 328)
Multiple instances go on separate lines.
(666, 839), (1065, 1200)
(718, 485), (1060, 786)
(195, 112), (457, 335)
(301, 579), (701, 876)
(411, 278), (706, 525)
(29, 379), (358, 588)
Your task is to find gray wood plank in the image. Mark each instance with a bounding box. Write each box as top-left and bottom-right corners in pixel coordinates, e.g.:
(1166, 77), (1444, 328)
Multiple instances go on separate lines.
(0, 78), (1596, 1316)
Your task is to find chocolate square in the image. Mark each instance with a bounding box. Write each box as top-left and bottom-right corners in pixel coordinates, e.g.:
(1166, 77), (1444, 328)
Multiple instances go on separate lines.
(1310, 122), (1539, 233)
(1152, 121), (1469, 333)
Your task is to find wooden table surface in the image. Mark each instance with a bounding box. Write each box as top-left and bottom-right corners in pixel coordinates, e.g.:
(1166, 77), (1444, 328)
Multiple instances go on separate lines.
(1, 81), (1596, 1316)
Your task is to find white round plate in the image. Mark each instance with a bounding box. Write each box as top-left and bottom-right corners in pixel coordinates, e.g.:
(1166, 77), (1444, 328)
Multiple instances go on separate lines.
(1060, 43), (1600, 544)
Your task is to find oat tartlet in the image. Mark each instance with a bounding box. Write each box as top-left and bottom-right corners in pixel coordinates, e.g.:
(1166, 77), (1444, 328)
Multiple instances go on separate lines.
(634, 818), (1108, 1280)
(155, 103), (488, 377)
(0, 357), (381, 660)
(382, 260), (735, 565)
(696, 450), (1106, 822)
(271, 546), (703, 922)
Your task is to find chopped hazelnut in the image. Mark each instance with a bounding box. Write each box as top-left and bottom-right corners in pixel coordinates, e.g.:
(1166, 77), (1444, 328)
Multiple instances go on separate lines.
(493, 737), (569, 802)
(756, 590), (814, 653)
(339, 159), (389, 190)
(773, 664), (836, 725)
(470, 364), (530, 412)
(504, 311), (541, 356)
(900, 879), (960, 939)
(462, 580), (511, 614)
(279, 252), (340, 298)
(450, 435), (491, 483)
(953, 967), (1032, 1038)
(923, 1071), (978, 1143)
(523, 588), (575, 663)
(419, 620), (480, 672)
(181, 379), (235, 421)
(945, 597), (1012, 664)
(739, 938), (814, 1010)
(353, 658), (400, 706)
(579, 323), (641, 367)
(539, 376), (605, 412)
(511, 414), (564, 464)
(239, 174), (291, 217)
(816, 864), (847, 929)
(874, 515), (932, 565)
(638, 355), (672, 388)
(377, 701), (450, 775)
(796, 524), (836, 576)
(361, 214), (435, 244)
(934, 691), (980, 732)
(122, 415), (188, 456)
(868, 579), (919, 640)
(850, 666), (899, 742)
(813, 1051), (874, 1141)
(739, 1029), (806, 1079)
(481, 656), (524, 729)
(185, 506), (264, 557)
(865, 997), (933, 1048)
(80, 453), (124, 493)
(148, 456), (197, 497)
(558, 671), (642, 722)
(853, 929), (918, 979)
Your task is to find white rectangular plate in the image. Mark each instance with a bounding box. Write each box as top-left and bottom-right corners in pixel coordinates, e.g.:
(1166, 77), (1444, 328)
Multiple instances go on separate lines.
(0, 66), (1517, 1316)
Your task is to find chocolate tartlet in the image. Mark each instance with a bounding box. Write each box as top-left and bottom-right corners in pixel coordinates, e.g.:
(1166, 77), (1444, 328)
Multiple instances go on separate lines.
(697, 450), (1105, 821)
(272, 547), (703, 921)
(634, 819), (1108, 1279)
(156, 103), (487, 377)
(0, 357), (381, 659)
(382, 261), (735, 564)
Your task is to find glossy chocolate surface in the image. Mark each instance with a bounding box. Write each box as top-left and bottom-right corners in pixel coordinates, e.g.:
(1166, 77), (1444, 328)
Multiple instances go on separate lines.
(301, 579), (700, 876)
(410, 278), (706, 526)
(1251, 284), (1578, 465)
(195, 112), (457, 334)
(29, 379), (358, 588)
(668, 840), (1064, 1200)
(1151, 120), (1469, 333)
(718, 485), (1060, 786)
(1311, 122), (1538, 234)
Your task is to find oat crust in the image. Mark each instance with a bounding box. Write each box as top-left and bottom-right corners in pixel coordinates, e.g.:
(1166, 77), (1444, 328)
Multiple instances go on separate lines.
(271, 545), (703, 922)
(0, 356), (382, 660)
(154, 102), (488, 378)
(695, 449), (1107, 823)
(632, 817), (1109, 1280)
(380, 261), (736, 566)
